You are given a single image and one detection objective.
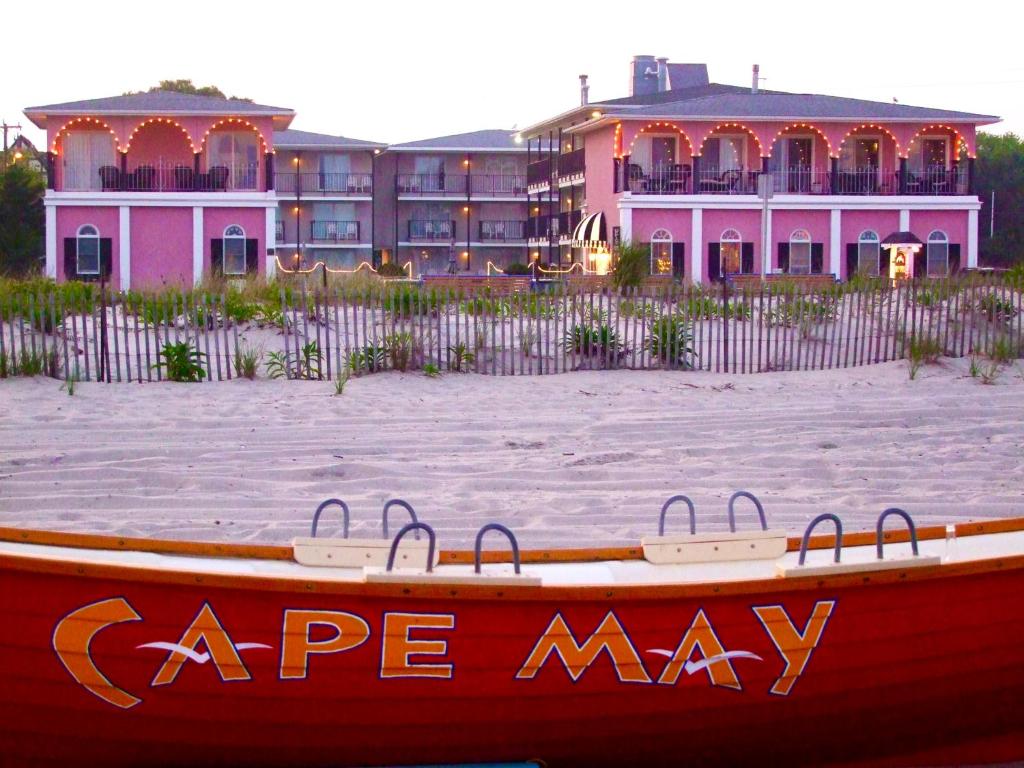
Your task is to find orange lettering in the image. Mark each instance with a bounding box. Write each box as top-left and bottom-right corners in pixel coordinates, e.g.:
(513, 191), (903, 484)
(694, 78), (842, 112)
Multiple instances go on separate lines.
(380, 613), (454, 679)
(656, 609), (742, 689)
(150, 602), (251, 686)
(52, 597), (143, 709)
(516, 612), (651, 683)
(753, 601), (835, 695)
(280, 610), (370, 680)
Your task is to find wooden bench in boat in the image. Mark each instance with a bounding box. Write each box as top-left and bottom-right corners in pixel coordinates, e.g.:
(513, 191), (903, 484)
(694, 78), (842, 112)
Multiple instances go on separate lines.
(421, 275), (533, 295)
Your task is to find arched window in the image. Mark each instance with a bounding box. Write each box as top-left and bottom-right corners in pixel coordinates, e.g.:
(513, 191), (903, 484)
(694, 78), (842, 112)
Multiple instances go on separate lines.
(789, 229), (812, 275)
(650, 228), (672, 275)
(76, 224), (100, 275)
(857, 230), (880, 277)
(926, 230), (949, 278)
(720, 228), (741, 275)
(224, 224), (247, 275)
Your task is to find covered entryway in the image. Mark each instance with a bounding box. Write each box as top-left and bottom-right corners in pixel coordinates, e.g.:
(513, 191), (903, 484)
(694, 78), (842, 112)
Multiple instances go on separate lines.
(880, 231), (923, 281)
(572, 212), (610, 274)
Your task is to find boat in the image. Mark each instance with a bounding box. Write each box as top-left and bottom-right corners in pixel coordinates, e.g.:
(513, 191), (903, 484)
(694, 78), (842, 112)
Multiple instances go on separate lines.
(1, 494), (1022, 767)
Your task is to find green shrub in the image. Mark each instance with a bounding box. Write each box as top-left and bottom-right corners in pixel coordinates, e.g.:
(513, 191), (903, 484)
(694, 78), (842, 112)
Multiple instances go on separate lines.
(234, 343), (262, 380)
(647, 316), (697, 368)
(377, 262), (407, 278)
(347, 344), (387, 374)
(977, 294), (1018, 324)
(564, 324), (623, 359)
(447, 342), (475, 372)
(611, 241), (649, 292)
(386, 332), (414, 372)
(504, 262), (533, 275)
(155, 342), (206, 382)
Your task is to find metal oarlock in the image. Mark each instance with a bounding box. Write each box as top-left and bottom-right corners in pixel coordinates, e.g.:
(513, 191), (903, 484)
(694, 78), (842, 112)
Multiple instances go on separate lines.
(728, 491), (768, 532)
(799, 513), (844, 565)
(659, 495), (696, 536)
(310, 499), (350, 539)
(876, 508), (920, 559)
(386, 523), (436, 573)
(473, 523), (522, 575)
(382, 499), (419, 539)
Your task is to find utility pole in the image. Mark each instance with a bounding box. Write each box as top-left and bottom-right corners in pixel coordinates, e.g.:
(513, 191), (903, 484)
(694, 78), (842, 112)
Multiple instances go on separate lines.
(2, 121), (24, 170)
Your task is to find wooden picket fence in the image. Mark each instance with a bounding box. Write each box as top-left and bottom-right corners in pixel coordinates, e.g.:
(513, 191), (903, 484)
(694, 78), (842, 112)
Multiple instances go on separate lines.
(0, 275), (1021, 383)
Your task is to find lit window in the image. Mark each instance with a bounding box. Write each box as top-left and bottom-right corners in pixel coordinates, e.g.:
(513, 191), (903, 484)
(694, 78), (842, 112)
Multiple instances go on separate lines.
(650, 228), (672, 274)
(224, 225), (247, 275)
(720, 228), (742, 275)
(76, 224), (100, 274)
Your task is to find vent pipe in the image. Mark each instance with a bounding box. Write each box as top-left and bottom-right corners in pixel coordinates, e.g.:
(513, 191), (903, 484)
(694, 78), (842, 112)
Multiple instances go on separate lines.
(579, 74), (589, 105)
(752, 64), (760, 95)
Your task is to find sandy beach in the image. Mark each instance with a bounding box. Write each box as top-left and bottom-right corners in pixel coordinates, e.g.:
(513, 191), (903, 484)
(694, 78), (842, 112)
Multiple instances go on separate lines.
(1, 359), (1021, 549)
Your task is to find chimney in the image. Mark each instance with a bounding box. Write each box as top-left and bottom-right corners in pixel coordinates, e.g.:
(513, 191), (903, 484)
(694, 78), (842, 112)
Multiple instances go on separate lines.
(579, 74), (589, 106)
(630, 55), (658, 96)
(656, 57), (669, 92)
(752, 64), (760, 95)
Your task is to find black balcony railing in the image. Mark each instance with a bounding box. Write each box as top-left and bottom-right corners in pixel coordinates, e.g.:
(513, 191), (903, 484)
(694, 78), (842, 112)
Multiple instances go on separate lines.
(557, 148), (585, 178)
(310, 220), (360, 242)
(88, 161), (259, 192)
(527, 157), (553, 187)
(408, 219), (455, 240)
(479, 220), (526, 241)
(469, 174), (526, 195)
(397, 174), (467, 195)
(621, 162), (693, 194)
(276, 172), (372, 195)
(527, 215), (558, 239)
(558, 210), (582, 238)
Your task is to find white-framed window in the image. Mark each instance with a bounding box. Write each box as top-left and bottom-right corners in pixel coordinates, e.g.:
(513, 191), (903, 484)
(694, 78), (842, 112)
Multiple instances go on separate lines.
(63, 131), (117, 191)
(857, 230), (881, 277)
(76, 224), (100, 275)
(223, 224), (247, 275)
(926, 230), (949, 278)
(789, 229), (812, 275)
(650, 228), (672, 274)
(720, 227), (742, 275)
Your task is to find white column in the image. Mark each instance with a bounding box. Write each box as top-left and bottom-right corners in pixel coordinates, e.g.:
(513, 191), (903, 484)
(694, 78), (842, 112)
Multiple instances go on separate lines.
(967, 208), (979, 268)
(690, 208), (703, 284)
(829, 208), (842, 278)
(619, 207), (633, 245)
(899, 209), (910, 232)
(763, 207), (773, 274)
(45, 204), (57, 279)
(265, 205), (277, 279)
(192, 207), (204, 286)
(118, 206), (131, 290)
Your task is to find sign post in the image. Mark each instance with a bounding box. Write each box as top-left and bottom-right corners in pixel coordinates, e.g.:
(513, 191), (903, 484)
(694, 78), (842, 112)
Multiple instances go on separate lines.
(757, 173), (774, 276)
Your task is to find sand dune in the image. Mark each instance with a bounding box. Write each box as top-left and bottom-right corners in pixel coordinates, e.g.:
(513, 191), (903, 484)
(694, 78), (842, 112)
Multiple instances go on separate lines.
(1, 359), (1022, 549)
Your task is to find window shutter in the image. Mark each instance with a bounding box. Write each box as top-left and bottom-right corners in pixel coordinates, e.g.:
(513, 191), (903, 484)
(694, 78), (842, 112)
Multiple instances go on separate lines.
(740, 242), (754, 275)
(880, 245), (890, 276)
(671, 242), (685, 278)
(245, 239), (259, 274)
(211, 239), (224, 276)
(707, 243), (721, 282)
(777, 243), (790, 274)
(948, 244), (961, 274)
(640, 242), (651, 274)
(913, 249), (925, 278)
(99, 239), (113, 279)
(64, 238), (76, 280)
(810, 243), (824, 274)
(846, 244), (858, 280)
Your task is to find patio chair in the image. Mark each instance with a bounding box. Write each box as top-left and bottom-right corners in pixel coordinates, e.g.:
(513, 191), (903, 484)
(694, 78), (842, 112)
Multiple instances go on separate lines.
(208, 165), (230, 190)
(98, 165), (121, 191)
(173, 165), (195, 191)
(628, 163), (649, 192)
(132, 165), (157, 191)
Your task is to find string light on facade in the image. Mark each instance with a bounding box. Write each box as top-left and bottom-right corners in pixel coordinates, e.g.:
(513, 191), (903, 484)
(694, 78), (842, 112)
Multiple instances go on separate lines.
(123, 117), (197, 152)
(51, 116), (121, 152)
(274, 256), (413, 277)
(769, 123), (834, 158)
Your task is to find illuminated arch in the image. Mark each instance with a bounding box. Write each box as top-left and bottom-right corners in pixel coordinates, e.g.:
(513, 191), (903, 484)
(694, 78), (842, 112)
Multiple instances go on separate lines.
(768, 123), (834, 158)
(697, 123), (766, 158)
(51, 117), (121, 154)
(199, 118), (270, 154)
(123, 117), (197, 153)
(626, 122), (695, 157)
(614, 122), (623, 158)
(838, 124), (902, 158)
(905, 124), (969, 161)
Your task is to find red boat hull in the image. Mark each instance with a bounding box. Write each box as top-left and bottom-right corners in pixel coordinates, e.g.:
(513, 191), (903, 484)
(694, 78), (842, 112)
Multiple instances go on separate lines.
(1, 538), (1023, 767)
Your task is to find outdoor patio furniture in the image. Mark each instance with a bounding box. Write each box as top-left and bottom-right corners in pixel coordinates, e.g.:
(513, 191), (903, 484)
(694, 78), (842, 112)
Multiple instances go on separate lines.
(98, 165), (121, 191)
(208, 165), (230, 191)
(132, 165), (157, 191)
(173, 166), (195, 191)
(699, 169), (742, 193)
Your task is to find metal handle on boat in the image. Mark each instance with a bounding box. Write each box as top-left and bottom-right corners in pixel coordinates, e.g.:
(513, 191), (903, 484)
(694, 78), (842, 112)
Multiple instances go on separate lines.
(875, 508), (919, 559)
(659, 495), (696, 536)
(728, 491), (768, 532)
(473, 523), (522, 574)
(383, 499), (420, 540)
(386, 522), (436, 573)
(310, 499), (350, 539)
(798, 513), (844, 565)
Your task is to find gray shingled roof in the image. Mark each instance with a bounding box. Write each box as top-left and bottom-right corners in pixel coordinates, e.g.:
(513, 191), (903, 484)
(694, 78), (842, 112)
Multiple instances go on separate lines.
(274, 129), (385, 150)
(389, 129), (526, 152)
(24, 90), (293, 115)
(618, 91), (998, 122)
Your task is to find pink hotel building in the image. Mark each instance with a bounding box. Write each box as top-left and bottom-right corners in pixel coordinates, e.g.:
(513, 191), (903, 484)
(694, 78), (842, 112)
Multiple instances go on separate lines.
(26, 56), (998, 287)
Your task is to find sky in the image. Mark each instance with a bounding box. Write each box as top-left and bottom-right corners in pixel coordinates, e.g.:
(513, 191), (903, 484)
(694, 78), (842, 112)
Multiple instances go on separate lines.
(3, 0), (1020, 150)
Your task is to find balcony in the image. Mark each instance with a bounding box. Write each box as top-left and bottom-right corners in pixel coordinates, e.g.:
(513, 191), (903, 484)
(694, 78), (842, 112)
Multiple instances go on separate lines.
(479, 220), (526, 242)
(527, 215), (558, 240)
(310, 220), (360, 242)
(558, 210), (582, 239)
(556, 148), (585, 181)
(527, 157), (553, 187)
(469, 174), (526, 196)
(397, 174), (467, 196)
(276, 172), (372, 196)
(72, 160), (260, 192)
(408, 219), (455, 240)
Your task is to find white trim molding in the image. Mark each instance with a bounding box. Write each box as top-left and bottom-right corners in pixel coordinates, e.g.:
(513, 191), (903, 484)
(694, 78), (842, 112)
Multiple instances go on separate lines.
(690, 208), (703, 285)
(967, 208), (979, 268)
(619, 194), (982, 212)
(899, 209), (911, 231)
(192, 207), (204, 286)
(829, 209), (841, 278)
(118, 206), (131, 289)
(45, 206), (57, 278)
(45, 191), (277, 207)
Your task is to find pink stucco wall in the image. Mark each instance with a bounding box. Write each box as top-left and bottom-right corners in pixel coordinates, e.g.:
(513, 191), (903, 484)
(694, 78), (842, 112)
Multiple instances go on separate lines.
(127, 122), (193, 169)
(631, 209), (692, 245)
(130, 207), (192, 289)
(769, 210), (831, 271)
(908, 210), (968, 248)
(203, 207), (267, 276)
(583, 125), (618, 231)
(56, 206), (121, 289)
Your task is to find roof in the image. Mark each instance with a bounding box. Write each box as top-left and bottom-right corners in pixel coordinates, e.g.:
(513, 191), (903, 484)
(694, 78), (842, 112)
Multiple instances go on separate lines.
(23, 91), (295, 129)
(274, 129), (385, 151)
(388, 129), (527, 153)
(881, 231), (924, 246)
